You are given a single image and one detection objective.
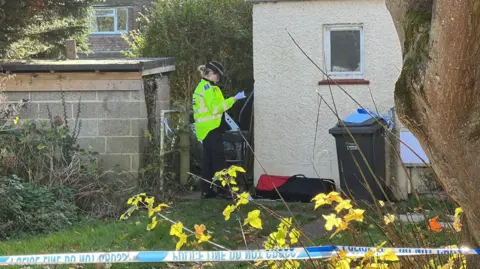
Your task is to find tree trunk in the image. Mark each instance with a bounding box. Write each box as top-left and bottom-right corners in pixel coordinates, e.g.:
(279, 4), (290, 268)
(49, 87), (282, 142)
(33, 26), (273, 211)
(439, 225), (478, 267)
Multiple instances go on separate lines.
(385, 0), (480, 262)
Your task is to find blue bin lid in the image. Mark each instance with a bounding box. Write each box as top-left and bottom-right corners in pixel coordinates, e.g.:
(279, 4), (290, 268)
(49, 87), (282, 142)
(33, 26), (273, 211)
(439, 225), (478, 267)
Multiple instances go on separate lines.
(344, 112), (373, 124)
(329, 108), (388, 135)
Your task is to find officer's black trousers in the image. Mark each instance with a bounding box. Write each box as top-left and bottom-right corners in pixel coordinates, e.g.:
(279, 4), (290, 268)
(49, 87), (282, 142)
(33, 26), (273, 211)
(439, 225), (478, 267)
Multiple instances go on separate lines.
(200, 128), (227, 195)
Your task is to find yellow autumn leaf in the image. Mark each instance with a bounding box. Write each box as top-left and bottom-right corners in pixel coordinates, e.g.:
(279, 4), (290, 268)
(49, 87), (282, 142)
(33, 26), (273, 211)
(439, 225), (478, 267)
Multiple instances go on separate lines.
(327, 191), (344, 203)
(194, 224), (212, 243)
(331, 252), (351, 269)
(232, 186), (240, 192)
(119, 206), (136, 220)
(175, 233), (188, 250)
(344, 209), (365, 223)
(323, 214), (343, 231)
(454, 218), (462, 232)
(361, 249), (375, 264)
(330, 220), (349, 239)
(236, 192), (249, 206)
(270, 229), (287, 247)
(289, 228), (301, 244)
(376, 241), (388, 250)
(227, 165), (245, 177)
(196, 233), (212, 243)
(145, 196), (155, 205)
(223, 205), (236, 221)
(148, 203), (169, 217)
(283, 260), (300, 269)
(170, 222), (184, 237)
(13, 116), (19, 125)
(379, 200), (385, 207)
(383, 214), (395, 225)
(311, 193), (332, 209)
(147, 216), (157, 231)
(381, 249), (399, 261)
(455, 207), (463, 217)
(279, 217), (293, 229)
(335, 199), (353, 213)
(244, 210), (262, 229)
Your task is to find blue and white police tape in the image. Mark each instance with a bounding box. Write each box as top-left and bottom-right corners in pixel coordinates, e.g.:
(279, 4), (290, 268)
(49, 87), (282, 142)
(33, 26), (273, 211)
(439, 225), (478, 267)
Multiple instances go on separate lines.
(1, 245), (479, 266)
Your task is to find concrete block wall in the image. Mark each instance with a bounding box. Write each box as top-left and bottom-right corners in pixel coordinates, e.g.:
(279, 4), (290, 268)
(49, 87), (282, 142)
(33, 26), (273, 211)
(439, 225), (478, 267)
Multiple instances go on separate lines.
(5, 75), (170, 175)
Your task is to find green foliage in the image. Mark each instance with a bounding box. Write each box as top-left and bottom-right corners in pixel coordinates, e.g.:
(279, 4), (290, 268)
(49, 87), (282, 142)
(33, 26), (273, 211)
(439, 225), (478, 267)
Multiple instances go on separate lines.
(0, 0), (95, 59)
(0, 98), (85, 184)
(123, 0), (254, 100)
(0, 174), (79, 240)
(0, 93), (137, 220)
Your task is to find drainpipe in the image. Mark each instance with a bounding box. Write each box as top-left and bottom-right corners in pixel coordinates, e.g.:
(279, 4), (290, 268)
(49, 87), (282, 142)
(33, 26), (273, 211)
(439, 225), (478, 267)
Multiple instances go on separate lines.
(159, 109), (180, 192)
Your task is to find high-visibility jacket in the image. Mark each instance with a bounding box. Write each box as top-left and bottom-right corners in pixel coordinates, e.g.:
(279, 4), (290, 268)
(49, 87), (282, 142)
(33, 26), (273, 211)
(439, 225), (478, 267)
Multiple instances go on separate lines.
(192, 79), (235, 141)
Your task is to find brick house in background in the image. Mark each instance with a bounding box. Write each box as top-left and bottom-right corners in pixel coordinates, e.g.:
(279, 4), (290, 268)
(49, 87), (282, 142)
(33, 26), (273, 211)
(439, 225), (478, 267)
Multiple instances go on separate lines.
(81, 0), (154, 58)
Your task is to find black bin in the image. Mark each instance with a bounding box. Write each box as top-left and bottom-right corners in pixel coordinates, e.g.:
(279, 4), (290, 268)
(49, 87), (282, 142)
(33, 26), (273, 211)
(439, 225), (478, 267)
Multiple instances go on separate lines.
(329, 115), (386, 202)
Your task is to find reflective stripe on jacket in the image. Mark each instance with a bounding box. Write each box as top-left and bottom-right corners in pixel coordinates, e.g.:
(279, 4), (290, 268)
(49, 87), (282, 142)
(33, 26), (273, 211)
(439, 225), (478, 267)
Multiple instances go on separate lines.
(192, 79), (235, 141)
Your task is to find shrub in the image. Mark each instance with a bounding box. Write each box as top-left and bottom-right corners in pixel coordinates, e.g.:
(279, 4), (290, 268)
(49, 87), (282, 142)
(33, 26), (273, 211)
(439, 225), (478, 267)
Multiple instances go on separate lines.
(0, 92), (137, 221)
(123, 0), (254, 100)
(0, 175), (78, 240)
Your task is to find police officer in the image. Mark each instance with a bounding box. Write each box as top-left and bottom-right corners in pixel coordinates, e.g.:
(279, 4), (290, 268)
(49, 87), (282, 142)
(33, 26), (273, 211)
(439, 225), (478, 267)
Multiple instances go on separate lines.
(192, 61), (246, 199)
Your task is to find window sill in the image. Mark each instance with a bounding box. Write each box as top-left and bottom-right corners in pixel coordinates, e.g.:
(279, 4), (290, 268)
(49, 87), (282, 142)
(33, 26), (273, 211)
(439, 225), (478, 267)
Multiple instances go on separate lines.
(318, 79), (370, 85)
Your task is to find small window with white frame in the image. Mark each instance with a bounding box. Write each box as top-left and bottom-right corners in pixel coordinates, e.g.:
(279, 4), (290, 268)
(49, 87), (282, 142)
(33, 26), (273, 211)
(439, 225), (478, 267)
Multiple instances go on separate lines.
(324, 24), (364, 79)
(91, 7), (129, 34)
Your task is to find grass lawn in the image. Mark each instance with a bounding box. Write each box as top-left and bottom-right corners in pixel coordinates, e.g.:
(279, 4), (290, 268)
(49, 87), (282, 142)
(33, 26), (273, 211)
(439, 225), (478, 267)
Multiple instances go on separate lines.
(0, 200), (318, 269)
(1, 196), (461, 269)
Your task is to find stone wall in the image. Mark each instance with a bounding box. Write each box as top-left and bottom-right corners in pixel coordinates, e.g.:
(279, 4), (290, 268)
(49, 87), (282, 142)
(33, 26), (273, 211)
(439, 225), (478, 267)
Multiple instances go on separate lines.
(5, 72), (170, 175)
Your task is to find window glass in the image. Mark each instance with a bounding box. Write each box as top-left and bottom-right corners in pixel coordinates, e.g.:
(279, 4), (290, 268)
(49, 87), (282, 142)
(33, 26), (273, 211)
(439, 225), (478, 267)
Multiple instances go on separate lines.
(330, 30), (361, 73)
(117, 8), (128, 31)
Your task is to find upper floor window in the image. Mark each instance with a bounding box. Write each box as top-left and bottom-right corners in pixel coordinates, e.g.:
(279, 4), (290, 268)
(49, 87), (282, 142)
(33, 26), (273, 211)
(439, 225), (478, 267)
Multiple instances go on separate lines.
(324, 24), (364, 79)
(91, 7), (128, 34)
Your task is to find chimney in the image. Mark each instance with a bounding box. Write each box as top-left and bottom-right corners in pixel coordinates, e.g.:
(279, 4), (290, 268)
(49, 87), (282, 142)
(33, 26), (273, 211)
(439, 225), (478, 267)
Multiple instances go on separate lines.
(66, 39), (77, 60)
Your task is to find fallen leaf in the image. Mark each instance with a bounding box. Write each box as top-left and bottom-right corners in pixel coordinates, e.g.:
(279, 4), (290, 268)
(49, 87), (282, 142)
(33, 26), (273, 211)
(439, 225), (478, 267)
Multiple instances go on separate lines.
(73, 243), (79, 249)
(429, 216), (442, 232)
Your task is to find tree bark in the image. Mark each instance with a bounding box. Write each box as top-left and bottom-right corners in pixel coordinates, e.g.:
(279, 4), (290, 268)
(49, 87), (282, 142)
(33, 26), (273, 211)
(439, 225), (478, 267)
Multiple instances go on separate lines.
(385, 0), (480, 263)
